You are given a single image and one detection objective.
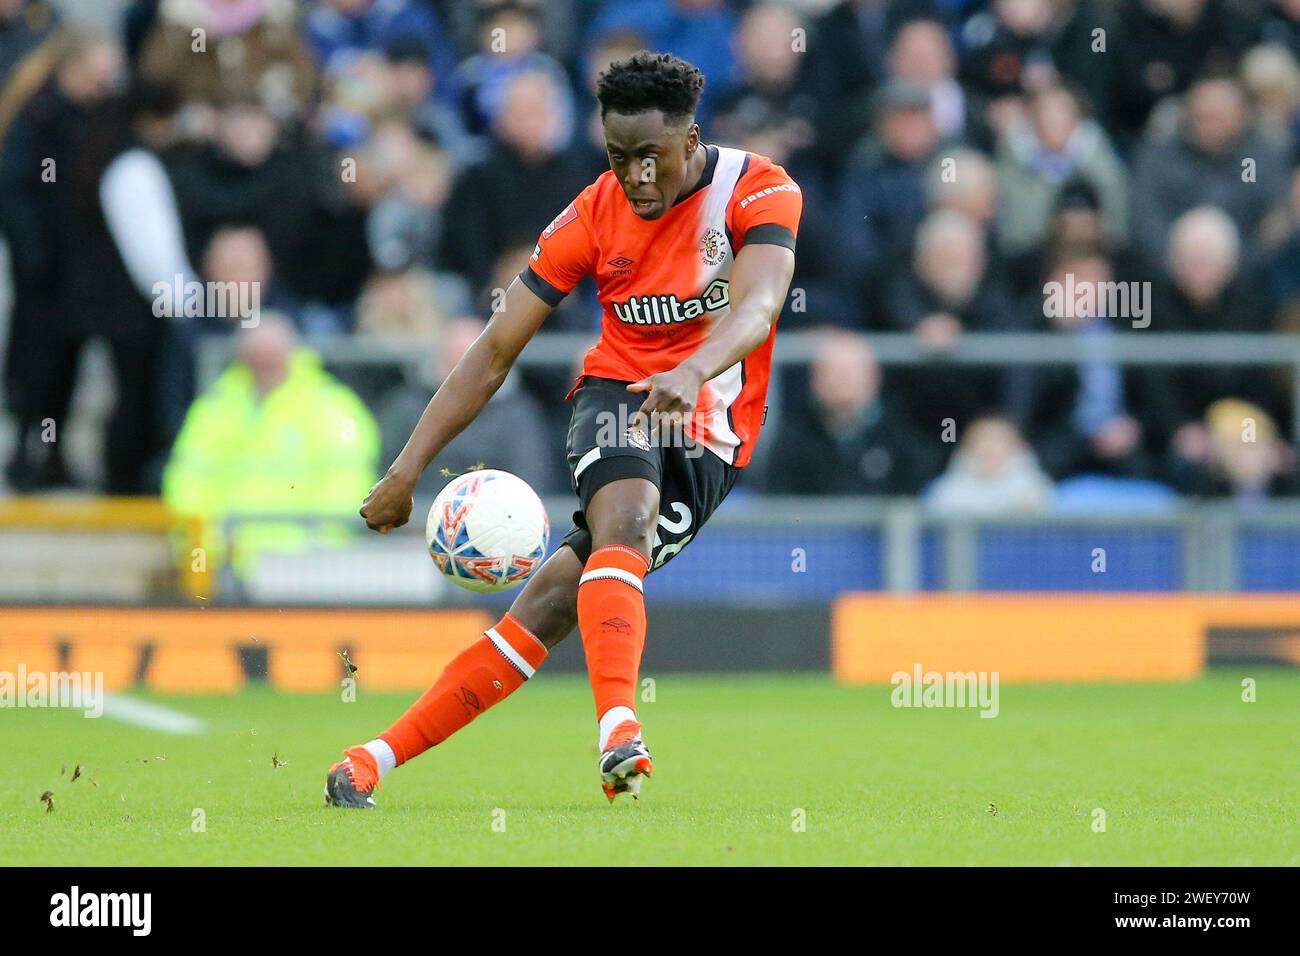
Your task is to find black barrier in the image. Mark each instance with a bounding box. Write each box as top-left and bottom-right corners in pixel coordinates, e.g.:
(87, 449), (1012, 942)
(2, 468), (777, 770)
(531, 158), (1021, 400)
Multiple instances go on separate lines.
(537, 602), (831, 673)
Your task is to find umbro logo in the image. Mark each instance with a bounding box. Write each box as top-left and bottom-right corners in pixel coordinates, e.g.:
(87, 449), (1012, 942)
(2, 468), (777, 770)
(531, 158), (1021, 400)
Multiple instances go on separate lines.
(600, 617), (632, 634)
(456, 686), (482, 715)
(607, 256), (634, 269)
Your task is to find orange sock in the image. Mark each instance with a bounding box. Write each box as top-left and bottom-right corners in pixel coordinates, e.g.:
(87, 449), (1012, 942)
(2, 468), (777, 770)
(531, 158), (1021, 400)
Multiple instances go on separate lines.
(378, 613), (547, 764)
(578, 544), (650, 718)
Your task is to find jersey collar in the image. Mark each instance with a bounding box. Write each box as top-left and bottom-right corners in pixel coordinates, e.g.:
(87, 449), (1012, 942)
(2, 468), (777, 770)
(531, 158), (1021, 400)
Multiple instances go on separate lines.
(671, 144), (719, 207)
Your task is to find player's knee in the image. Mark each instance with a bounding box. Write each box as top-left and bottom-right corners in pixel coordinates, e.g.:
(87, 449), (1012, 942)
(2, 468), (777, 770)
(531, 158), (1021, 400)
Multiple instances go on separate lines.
(591, 506), (656, 553)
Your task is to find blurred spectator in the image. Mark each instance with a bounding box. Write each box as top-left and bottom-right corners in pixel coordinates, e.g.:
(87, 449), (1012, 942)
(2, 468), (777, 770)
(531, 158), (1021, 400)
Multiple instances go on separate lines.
(383, 36), (479, 167)
(316, 48), (391, 148)
(766, 332), (931, 495)
(577, 28), (646, 173)
(1258, 0), (1300, 59)
(889, 17), (970, 142)
(712, 3), (814, 172)
(885, 208), (1015, 339)
(305, 0), (457, 94)
(586, 0), (739, 117)
(925, 415), (1054, 515)
(1145, 206), (1287, 454)
(927, 146), (999, 229)
(355, 266), (449, 341)
(137, 0), (318, 119)
(799, 0), (913, 177)
(375, 315), (560, 496)
(1130, 75), (1291, 268)
(1005, 246), (1161, 481)
(0, 25), (123, 490)
(925, 148), (1005, 305)
(170, 95), (311, 268)
(995, 84), (1128, 259)
(163, 317), (379, 575)
(1110, 0), (1257, 142)
(157, 223), (291, 444)
(364, 123), (453, 272)
(169, 94), (370, 312)
(1172, 398), (1300, 500)
(710, 4), (844, 329)
(959, 0), (1113, 141)
(452, 1), (573, 143)
(1154, 205), (1271, 333)
(0, 0), (56, 85)
(885, 209), (1014, 449)
(63, 79), (192, 493)
(1005, 176), (1111, 294)
(443, 0), (582, 71)
(1268, 166), (1300, 321)
(441, 68), (590, 294)
(203, 223), (297, 319)
(1240, 43), (1300, 150)
(838, 79), (946, 315)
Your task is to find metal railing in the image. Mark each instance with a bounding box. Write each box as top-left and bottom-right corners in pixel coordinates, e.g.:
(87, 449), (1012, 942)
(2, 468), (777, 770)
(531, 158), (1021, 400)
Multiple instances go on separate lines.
(695, 496), (1300, 593)
(3, 496), (1297, 605)
(190, 497), (1300, 605)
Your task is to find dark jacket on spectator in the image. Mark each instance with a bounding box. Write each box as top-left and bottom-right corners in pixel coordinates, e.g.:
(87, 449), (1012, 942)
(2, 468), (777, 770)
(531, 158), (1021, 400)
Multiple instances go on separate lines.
(885, 267), (1022, 454)
(441, 141), (591, 294)
(1109, 0), (1256, 143)
(0, 80), (85, 427)
(765, 393), (933, 495)
(1005, 353), (1164, 481)
(797, 0), (938, 177)
(0, 0), (56, 86)
(1130, 125), (1291, 266)
(838, 144), (943, 320)
(167, 135), (370, 307)
(1141, 274), (1289, 441)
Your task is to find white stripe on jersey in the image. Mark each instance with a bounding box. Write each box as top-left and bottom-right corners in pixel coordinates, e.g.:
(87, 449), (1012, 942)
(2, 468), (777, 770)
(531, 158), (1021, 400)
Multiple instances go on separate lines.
(689, 146), (751, 465)
(694, 361), (744, 463)
(698, 145), (748, 286)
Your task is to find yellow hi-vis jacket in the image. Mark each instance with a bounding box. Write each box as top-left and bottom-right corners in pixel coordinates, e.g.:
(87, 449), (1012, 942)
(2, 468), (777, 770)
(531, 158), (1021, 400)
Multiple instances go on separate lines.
(163, 348), (380, 582)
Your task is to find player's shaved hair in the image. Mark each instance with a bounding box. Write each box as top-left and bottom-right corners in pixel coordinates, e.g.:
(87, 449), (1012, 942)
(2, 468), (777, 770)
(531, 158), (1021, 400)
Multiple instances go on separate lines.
(596, 50), (705, 126)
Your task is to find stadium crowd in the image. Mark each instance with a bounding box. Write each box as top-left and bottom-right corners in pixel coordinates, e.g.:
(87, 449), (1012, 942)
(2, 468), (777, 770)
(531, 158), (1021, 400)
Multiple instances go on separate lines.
(3, 0), (1300, 526)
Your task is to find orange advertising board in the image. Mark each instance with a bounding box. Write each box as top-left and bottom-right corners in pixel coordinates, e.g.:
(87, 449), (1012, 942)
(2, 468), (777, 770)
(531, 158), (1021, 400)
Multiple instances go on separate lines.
(0, 608), (493, 692)
(832, 594), (1300, 684)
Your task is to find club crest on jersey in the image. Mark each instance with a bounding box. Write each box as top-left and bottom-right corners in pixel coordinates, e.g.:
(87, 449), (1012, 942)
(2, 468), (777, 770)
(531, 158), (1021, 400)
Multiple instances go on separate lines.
(611, 278), (730, 326)
(699, 227), (727, 266)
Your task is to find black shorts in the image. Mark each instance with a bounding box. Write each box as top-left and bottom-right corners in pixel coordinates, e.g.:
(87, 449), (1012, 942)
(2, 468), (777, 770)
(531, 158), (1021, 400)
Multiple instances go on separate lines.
(561, 376), (740, 571)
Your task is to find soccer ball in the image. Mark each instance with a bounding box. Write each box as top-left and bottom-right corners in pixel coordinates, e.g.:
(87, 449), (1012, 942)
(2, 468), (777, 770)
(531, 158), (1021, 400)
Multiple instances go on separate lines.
(425, 469), (549, 593)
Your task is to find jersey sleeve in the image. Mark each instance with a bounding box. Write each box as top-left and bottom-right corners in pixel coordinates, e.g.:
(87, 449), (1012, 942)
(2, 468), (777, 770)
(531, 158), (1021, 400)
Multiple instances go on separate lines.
(518, 190), (596, 307)
(728, 159), (802, 252)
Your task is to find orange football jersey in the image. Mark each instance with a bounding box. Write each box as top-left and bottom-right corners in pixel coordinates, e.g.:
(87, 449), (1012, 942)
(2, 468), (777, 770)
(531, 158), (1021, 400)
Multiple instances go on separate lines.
(519, 144), (802, 468)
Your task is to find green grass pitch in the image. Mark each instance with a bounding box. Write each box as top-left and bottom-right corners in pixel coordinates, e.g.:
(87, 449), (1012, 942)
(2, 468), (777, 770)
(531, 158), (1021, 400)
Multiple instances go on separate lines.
(2, 672), (1297, 865)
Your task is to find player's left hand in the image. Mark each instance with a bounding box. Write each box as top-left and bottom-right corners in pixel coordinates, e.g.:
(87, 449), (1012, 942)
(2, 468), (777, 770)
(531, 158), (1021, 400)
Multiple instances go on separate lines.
(627, 365), (704, 437)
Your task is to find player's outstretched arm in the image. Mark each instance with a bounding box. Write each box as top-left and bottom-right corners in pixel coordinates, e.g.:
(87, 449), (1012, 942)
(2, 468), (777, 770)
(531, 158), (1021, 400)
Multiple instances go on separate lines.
(627, 243), (795, 423)
(360, 278), (554, 532)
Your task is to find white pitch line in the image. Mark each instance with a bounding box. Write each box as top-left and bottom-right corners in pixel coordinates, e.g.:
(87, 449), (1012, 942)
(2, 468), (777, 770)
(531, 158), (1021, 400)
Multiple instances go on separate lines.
(100, 694), (207, 735)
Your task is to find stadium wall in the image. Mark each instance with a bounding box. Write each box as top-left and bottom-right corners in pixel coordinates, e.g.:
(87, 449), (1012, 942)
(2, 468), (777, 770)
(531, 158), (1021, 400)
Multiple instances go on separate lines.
(0, 598), (1297, 693)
